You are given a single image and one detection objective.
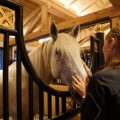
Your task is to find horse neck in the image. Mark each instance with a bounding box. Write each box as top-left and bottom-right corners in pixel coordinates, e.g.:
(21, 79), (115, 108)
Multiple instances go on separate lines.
(28, 41), (53, 84)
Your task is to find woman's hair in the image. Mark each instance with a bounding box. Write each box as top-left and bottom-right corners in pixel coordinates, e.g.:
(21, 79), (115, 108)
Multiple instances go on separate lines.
(105, 25), (120, 68)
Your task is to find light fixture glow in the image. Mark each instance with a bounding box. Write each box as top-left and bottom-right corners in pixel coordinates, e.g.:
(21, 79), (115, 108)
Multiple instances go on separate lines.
(39, 37), (51, 43)
(64, 3), (70, 8)
(104, 29), (110, 34)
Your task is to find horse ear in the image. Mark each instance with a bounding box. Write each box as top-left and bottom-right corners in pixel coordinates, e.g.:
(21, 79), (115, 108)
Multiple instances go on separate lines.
(50, 21), (59, 41)
(70, 24), (80, 38)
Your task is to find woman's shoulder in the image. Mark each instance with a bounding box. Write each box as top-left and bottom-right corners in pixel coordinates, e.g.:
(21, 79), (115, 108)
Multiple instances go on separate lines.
(87, 68), (120, 95)
(91, 68), (120, 84)
(94, 68), (120, 77)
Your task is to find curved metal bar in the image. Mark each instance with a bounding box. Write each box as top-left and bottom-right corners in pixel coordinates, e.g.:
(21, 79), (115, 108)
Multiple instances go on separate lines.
(15, 3), (70, 97)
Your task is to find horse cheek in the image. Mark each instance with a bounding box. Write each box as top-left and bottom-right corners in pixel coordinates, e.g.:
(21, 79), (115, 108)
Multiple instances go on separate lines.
(50, 60), (58, 78)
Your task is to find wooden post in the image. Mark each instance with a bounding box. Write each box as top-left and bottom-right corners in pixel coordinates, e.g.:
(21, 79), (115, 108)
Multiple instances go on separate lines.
(111, 16), (120, 28)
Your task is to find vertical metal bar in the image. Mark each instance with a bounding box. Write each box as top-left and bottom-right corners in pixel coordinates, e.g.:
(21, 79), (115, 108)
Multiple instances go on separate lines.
(73, 100), (76, 109)
(95, 32), (105, 66)
(48, 93), (52, 119)
(55, 96), (59, 115)
(62, 97), (66, 113)
(29, 75), (33, 120)
(15, 4), (24, 120)
(16, 46), (22, 120)
(39, 88), (44, 120)
(3, 32), (9, 120)
(90, 36), (94, 71)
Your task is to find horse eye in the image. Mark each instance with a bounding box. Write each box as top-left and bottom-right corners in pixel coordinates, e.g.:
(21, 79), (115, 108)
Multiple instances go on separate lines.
(55, 49), (61, 61)
(56, 50), (60, 55)
(55, 48), (61, 55)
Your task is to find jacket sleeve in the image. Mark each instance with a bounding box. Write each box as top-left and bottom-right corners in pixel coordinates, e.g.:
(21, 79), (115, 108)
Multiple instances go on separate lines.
(81, 74), (108, 120)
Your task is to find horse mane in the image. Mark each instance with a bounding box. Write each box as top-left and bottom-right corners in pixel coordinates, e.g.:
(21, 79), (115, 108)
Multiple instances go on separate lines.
(4, 39), (54, 85)
(26, 39), (54, 83)
(2, 33), (81, 85)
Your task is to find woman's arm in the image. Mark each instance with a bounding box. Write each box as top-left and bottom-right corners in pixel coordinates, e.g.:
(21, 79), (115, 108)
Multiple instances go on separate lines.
(72, 73), (107, 120)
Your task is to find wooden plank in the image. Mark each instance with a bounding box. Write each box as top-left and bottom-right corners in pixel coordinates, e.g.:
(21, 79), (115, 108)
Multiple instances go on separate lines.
(111, 16), (120, 28)
(34, 0), (77, 18)
(23, 7), (41, 26)
(48, 7), (72, 20)
(70, 0), (77, 5)
(2, 6), (119, 46)
(0, 35), (15, 46)
(82, 46), (90, 50)
(26, 41), (40, 47)
(77, 0), (97, 14)
(109, 0), (120, 6)
(0, 6), (15, 29)
(25, 10), (42, 34)
(0, 34), (3, 43)
(21, 0), (38, 9)
(24, 6), (120, 41)
(47, 14), (52, 28)
(41, 5), (48, 27)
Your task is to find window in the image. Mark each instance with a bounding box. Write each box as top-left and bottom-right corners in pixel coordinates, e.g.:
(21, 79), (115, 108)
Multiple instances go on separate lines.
(0, 48), (3, 70)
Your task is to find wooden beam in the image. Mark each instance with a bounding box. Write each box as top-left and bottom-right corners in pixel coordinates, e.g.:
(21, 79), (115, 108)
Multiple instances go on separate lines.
(24, 6), (120, 41)
(34, 0), (77, 18)
(50, 0), (77, 18)
(21, 0), (38, 9)
(47, 13), (53, 28)
(25, 10), (42, 34)
(41, 5), (49, 27)
(26, 41), (40, 47)
(2, 6), (119, 46)
(82, 46), (90, 50)
(0, 34), (4, 42)
(77, 0), (97, 14)
(69, 0), (77, 5)
(111, 16), (120, 28)
(64, 0), (77, 7)
(80, 23), (110, 46)
(109, 0), (120, 6)
(0, 6), (15, 29)
(0, 35), (15, 46)
(48, 7), (72, 20)
(23, 7), (41, 27)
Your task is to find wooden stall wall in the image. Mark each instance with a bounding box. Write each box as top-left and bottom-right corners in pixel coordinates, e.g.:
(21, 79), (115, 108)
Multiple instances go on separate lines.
(111, 16), (120, 28)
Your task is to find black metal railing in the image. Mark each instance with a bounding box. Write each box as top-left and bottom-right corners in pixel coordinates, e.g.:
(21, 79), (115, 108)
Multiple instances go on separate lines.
(90, 32), (105, 73)
(0, 0), (80, 120)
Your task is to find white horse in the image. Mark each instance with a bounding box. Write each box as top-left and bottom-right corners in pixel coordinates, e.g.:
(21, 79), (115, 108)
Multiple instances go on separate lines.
(0, 21), (88, 120)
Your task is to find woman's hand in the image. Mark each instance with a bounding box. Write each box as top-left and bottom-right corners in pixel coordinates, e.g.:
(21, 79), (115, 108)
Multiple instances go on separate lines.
(72, 59), (92, 99)
(72, 74), (89, 99)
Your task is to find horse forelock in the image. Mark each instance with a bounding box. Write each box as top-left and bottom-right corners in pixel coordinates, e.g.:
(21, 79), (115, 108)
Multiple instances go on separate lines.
(54, 33), (81, 60)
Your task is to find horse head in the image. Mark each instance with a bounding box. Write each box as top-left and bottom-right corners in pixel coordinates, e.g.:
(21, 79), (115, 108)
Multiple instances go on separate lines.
(50, 21), (88, 104)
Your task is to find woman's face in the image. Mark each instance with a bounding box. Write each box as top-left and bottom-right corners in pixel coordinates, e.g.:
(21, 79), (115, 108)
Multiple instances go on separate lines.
(103, 39), (114, 63)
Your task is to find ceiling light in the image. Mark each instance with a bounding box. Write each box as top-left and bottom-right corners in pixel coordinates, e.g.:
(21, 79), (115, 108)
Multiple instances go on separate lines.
(104, 29), (110, 34)
(39, 37), (51, 43)
(64, 3), (70, 8)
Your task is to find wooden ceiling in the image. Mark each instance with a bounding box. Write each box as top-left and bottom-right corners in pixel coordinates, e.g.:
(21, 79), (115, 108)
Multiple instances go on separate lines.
(16, 0), (113, 35)
(0, 0), (120, 48)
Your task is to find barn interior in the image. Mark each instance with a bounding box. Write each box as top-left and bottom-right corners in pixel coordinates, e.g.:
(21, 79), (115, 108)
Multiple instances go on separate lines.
(0, 0), (120, 64)
(0, 0), (120, 120)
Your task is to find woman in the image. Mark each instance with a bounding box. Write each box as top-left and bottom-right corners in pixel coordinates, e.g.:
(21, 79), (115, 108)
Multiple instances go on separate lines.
(72, 26), (120, 120)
